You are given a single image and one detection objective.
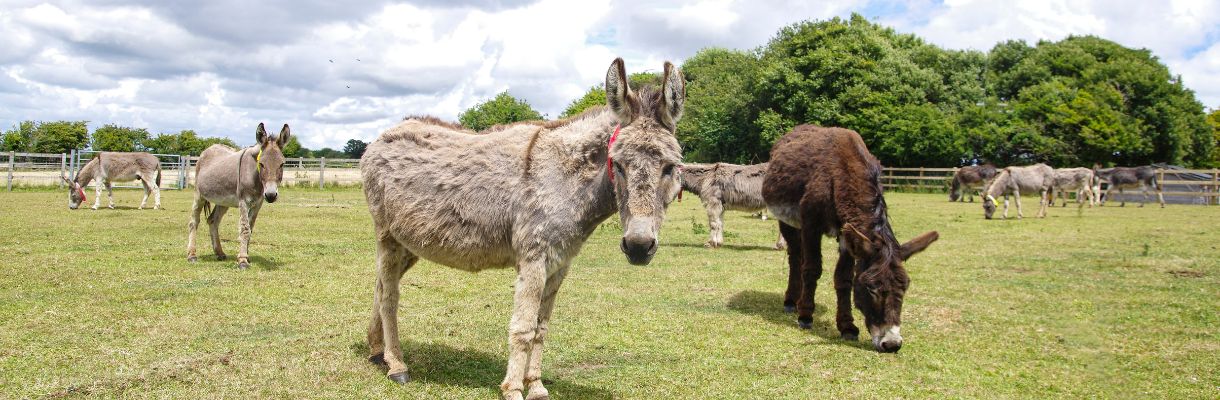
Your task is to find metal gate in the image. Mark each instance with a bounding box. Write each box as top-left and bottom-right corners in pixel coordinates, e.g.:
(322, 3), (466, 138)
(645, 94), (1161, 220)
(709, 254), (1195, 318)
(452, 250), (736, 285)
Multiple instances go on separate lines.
(69, 150), (190, 190)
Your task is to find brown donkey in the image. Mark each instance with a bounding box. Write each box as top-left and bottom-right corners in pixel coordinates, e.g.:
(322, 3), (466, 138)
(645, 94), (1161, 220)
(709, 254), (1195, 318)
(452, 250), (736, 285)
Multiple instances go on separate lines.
(948, 164), (996, 202)
(680, 162), (786, 249)
(360, 58), (685, 400)
(62, 152), (162, 210)
(186, 123), (290, 269)
(763, 125), (938, 353)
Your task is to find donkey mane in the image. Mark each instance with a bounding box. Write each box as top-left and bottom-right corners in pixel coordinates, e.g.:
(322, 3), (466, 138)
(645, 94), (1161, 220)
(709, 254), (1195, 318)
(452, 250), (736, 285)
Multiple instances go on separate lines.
(857, 156), (903, 284)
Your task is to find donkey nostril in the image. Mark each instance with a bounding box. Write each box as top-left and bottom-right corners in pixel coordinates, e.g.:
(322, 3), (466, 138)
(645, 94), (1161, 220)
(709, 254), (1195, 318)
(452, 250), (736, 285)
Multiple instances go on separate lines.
(620, 237), (629, 253)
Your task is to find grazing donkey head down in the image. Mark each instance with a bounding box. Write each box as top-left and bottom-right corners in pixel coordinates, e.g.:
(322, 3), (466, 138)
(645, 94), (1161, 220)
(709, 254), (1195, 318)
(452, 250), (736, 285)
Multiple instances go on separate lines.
(251, 123), (291, 203)
(64, 177), (86, 209)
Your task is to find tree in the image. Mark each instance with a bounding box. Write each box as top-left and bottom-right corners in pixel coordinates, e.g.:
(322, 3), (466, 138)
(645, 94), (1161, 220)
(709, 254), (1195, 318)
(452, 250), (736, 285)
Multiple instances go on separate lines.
(343, 139), (367, 159)
(282, 135), (309, 158)
(559, 86), (607, 118)
(458, 91), (543, 132)
(92, 124), (150, 152)
(1, 121), (35, 152)
(1208, 108), (1220, 166)
(677, 47), (767, 163)
(141, 130), (237, 155)
(312, 147), (346, 158)
(29, 121), (89, 153)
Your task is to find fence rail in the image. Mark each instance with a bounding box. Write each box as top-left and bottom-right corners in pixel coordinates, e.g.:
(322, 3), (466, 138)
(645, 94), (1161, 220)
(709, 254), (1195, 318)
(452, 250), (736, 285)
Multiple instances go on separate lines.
(6, 152), (1220, 205)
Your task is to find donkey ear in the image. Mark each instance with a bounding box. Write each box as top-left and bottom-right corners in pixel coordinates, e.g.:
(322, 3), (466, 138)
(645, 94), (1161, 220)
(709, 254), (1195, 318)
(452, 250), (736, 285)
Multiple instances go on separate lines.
(255, 123), (268, 144)
(898, 231), (939, 261)
(61, 175), (73, 185)
(604, 57), (636, 124)
(277, 124), (291, 148)
(842, 224), (874, 256)
(658, 61), (685, 131)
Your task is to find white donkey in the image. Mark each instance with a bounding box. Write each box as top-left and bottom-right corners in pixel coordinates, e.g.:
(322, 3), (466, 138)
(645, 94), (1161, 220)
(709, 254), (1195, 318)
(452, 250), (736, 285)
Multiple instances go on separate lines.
(62, 152), (161, 210)
(1049, 167), (1098, 207)
(982, 164), (1055, 219)
(360, 59), (685, 400)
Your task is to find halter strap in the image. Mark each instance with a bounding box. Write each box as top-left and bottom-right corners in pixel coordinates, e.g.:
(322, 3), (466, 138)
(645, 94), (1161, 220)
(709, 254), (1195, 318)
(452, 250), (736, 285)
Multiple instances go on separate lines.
(77, 185), (86, 203)
(607, 124), (621, 183)
(255, 147), (264, 173)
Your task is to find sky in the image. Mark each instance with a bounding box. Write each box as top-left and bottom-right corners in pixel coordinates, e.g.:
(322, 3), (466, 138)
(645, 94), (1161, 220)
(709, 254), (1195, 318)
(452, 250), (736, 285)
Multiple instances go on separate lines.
(1, 0), (1218, 149)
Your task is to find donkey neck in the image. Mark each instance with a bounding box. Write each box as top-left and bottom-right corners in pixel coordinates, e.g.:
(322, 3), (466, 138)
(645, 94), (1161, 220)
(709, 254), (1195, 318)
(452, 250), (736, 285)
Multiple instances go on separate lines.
(75, 157), (100, 186)
(538, 109), (621, 228)
(236, 146), (265, 195)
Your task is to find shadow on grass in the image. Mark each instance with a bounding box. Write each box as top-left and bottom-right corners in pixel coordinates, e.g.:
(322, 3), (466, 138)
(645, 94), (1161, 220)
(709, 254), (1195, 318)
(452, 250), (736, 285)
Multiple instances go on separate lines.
(348, 341), (613, 399)
(186, 254), (284, 271)
(726, 290), (872, 351)
(663, 242), (779, 252)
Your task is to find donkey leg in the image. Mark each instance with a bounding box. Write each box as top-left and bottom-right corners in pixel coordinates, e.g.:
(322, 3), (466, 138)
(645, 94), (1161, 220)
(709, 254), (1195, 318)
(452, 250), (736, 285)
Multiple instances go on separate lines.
(139, 181), (150, 210)
(105, 182), (115, 209)
(795, 226), (823, 330)
(187, 196), (203, 262)
(523, 265), (570, 400)
(236, 200), (254, 269)
(153, 181), (161, 210)
(833, 246), (859, 341)
(500, 259), (546, 400)
(774, 228), (788, 250)
(1119, 188), (1126, 207)
(779, 223), (802, 313)
(91, 181), (103, 210)
(1140, 185), (1149, 207)
(371, 236), (416, 383)
(208, 206), (229, 260)
(705, 200), (724, 248)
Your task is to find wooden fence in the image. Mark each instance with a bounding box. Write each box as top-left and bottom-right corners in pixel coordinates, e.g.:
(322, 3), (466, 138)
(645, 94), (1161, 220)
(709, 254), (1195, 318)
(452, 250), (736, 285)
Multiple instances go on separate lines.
(6, 151), (1220, 205)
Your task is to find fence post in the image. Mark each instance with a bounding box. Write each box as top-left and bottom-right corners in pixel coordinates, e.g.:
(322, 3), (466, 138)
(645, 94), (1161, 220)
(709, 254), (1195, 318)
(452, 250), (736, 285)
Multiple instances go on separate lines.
(1213, 169), (1218, 206)
(6, 151), (13, 191)
(60, 153), (67, 188)
(319, 157), (326, 189)
(69, 149), (76, 181)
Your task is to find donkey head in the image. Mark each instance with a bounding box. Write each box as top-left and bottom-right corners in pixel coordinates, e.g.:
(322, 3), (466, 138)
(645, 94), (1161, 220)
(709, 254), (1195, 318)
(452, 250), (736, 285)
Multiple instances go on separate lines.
(982, 194), (998, 219)
(604, 58), (685, 265)
(252, 123), (291, 203)
(61, 176), (85, 209)
(845, 226), (939, 353)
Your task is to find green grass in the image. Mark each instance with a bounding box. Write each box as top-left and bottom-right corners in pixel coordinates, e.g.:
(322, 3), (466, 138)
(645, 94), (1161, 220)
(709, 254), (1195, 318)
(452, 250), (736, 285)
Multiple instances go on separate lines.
(1, 188), (1217, 399)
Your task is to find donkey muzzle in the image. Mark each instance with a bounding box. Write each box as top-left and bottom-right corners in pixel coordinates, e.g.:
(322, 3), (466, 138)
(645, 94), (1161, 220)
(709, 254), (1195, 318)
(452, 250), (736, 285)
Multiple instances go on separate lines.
(263, 182), (278, 203)
(264, 192), (278, 203)
(871, 325), (903, 353)
(621, 233), (657, 266)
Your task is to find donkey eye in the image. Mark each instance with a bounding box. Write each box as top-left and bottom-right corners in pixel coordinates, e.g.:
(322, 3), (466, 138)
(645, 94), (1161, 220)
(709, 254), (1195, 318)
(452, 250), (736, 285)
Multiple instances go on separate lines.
(662, 164), (675, 177)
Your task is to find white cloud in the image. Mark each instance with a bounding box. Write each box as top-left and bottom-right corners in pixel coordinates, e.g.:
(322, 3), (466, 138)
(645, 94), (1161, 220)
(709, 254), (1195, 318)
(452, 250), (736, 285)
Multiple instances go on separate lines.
(0, 0), (1216, 151)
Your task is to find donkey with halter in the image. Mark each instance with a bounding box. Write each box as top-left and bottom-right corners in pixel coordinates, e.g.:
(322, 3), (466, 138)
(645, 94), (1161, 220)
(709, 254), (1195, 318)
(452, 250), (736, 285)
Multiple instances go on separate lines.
(680, 162), (786, 249)
(1094, 166), (1164, 208)
(948, 164), (996, 202)
(1049, 167), (1098, 207)
(763, 125), (938, 353)
(62, 152), (161, 210)
(981, 164), (1055, 219)
(186, 123), (290, 270)
(360, 59), (685, 400)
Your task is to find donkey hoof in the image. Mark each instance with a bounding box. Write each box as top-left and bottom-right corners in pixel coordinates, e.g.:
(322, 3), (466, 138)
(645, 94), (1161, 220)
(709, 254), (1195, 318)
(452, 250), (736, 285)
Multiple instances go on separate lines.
(187, 256), (198, 263)
(841, 333), (858, 341)
(237, 262), (250, 270)
(783, 305), (796, 313)
(797, 317), (813, 329)
(387, 371), (410, 384)
(216, 254), (227, 261)
(368, 353), (387, 367)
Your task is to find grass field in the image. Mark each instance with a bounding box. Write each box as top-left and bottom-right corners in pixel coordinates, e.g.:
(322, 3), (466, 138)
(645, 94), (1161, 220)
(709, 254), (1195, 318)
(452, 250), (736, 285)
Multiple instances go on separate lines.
(1, 188), (1217, 399)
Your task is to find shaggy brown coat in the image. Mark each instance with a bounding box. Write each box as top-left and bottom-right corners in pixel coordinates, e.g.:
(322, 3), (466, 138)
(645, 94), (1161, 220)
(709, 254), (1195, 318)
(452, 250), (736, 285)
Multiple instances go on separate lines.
(680, 162), (786, 249)
(360, 58), (685, 400)
(1094, 166), (1164, 208)
(948, 164), (996, 202)
(762, 125), (938, 353)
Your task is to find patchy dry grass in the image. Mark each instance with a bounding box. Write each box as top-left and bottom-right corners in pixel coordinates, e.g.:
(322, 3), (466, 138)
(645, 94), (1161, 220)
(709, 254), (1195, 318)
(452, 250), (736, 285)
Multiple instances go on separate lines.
(0, 188), (1217, 398)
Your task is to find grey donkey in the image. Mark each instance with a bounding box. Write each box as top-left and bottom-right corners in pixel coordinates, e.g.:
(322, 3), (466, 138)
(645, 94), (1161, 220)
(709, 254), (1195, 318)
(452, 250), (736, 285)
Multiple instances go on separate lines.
(62, 152), (161, 210)
(186, 123), (290, 270)
(1094, 166), (1164, 208)
(1049, 167), (1098, 207)
(680, 162), (786, 249)
(360, 58), (685, 400)
(982, 164), (1055, 219)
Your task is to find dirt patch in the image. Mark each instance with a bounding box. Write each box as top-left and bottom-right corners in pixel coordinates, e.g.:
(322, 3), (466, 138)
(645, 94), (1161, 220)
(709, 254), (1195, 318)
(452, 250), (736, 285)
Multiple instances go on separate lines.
(1167, 269), (1204, 278)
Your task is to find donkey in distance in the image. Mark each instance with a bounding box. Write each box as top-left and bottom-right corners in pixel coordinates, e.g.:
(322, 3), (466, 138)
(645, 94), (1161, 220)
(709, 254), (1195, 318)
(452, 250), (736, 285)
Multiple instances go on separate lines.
(982, 164), (1055, 219)
(1049, 167), (1098, 207)
(62, 152), (161, 210)
(680, 162), (786, 249)
(360, 58), (685, 400)
(763, 125), (938, 353)
(948, 164), (996, 202)
(1094, 166), (1164, 208)
(186, 123), (291, 270)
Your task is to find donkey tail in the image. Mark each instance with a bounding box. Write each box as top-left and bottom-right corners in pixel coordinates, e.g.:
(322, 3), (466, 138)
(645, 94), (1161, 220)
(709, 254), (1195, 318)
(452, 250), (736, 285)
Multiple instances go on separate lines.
(201, 199), (212, 221)
(155, 167), (162, 187)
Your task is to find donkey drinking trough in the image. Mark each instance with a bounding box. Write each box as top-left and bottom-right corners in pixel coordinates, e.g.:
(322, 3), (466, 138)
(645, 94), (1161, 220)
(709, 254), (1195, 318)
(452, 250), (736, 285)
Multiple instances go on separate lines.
(948, 164), (996, 202)
(680, 162), (786, 249)
(982, 164), (1055, 219)
(1095, 166), (1164, 208)
(360, 59), (685, 400)
(186, 123), (291, 270)
(763, 125), (938, 353)
(62, 152), (161, 210)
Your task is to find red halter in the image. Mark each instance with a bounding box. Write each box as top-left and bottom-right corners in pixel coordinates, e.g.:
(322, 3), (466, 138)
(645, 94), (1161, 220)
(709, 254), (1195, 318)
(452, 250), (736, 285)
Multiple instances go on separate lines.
(607, 124), (621, 183)
(76, 185), (86, 203)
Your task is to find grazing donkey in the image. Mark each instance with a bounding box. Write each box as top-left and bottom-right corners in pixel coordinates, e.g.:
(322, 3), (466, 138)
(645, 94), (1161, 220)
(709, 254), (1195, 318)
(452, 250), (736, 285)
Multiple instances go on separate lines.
(1049, 167), (1098, 207)
(680, 162), (786, 249)
(948, 164), (996, 202)
(763, 125), (939, 353)
(981, 164), (1055, 219)
(186, 123), (290, 270)
(360, 58), (685, 400)
(1094, 166), (1164, 208)
(61, 152), (161, 210)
